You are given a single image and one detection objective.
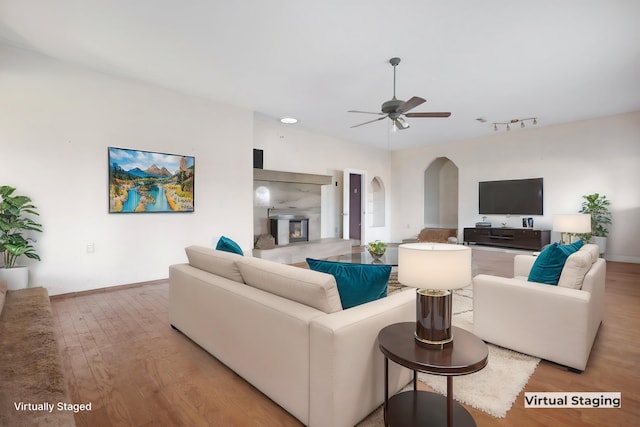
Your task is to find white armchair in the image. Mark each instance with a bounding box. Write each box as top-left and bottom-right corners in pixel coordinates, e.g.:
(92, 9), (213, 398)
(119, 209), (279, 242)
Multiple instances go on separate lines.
(472, 244), (606, 373)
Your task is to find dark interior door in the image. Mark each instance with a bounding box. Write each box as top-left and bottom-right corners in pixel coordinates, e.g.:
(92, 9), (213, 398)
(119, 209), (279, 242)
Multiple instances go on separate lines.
(349, 173), (362, 240)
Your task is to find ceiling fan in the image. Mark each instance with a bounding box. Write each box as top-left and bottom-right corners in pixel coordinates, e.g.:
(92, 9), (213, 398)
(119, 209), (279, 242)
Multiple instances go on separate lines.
(349, 57), (451, 130)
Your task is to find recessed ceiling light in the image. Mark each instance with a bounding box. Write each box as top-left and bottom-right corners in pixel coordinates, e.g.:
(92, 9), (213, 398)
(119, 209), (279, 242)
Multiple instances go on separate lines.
(280, 117), (298, 124)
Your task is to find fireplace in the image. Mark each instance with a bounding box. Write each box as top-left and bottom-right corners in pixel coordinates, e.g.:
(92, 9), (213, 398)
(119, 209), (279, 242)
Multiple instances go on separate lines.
(270, 216), (309, 245)
(288, 218), (309, 243)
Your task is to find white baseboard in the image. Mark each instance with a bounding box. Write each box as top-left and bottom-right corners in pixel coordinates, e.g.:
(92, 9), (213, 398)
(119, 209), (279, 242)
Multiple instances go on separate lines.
(603, 254), (640, 264)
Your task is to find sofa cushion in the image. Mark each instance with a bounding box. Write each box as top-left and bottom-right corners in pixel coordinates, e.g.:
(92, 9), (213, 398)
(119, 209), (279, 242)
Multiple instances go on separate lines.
(528, 240), (583, 285)
(557, 250), (593, 289)
(238, 257), (343, 314)
(185, 245), (245, 283)
(306, 258), (390, 309)
(215, 236), (244, 255)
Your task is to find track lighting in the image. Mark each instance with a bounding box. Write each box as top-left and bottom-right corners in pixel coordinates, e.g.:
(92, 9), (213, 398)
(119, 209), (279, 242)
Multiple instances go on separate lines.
(491, 117), (538, 132)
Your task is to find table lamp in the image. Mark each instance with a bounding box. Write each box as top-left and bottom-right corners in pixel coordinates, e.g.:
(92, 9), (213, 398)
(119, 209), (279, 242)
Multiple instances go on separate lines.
(398, 243), (471, 348)
(553, 214), (591, 245)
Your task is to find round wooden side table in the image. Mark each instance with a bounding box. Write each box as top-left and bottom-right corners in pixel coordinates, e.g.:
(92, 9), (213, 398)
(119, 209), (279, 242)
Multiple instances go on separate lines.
(378, 322), (488, 427)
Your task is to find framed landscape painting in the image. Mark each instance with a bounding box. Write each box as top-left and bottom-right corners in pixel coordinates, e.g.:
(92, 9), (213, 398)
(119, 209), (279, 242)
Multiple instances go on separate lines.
(108, 147), (194, 213)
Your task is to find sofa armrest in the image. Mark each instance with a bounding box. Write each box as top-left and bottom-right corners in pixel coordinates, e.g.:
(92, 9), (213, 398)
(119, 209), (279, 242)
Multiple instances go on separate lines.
(170, 264), (324, 424)
(473, 273), (600, 371)
(309, 288), (415, 427)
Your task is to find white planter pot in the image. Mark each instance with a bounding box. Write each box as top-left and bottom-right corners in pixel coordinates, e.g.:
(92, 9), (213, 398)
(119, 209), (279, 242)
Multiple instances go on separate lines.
(0, 266), (29, 290)
(592, 236), (607, 255)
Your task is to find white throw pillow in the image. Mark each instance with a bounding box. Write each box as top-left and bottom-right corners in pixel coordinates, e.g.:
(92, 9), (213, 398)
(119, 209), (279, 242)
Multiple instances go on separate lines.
(185, 245), (245, 283)
(579, 243), (599, 263)
(238, 257), (343, 314)
(558, 250), (593, 289)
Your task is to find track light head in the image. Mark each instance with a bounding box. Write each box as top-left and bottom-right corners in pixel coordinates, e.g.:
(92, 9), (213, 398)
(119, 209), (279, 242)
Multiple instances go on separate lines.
(491, 117), (538, 132)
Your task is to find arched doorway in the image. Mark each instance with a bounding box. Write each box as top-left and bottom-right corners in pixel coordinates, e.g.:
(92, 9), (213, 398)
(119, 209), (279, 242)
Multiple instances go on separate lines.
(424, 157), (459, 228)
(369, 176), (386, 227)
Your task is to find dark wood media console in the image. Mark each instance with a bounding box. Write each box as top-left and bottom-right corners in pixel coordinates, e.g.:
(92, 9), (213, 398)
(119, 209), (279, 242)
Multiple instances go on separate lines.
(463, 227), (550, 251)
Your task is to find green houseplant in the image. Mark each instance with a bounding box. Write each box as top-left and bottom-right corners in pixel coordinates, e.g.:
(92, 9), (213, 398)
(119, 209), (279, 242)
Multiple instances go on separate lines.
(0, 186), (42, 289)
(579, 193), (611, 254)
(367, 240), (387, 259)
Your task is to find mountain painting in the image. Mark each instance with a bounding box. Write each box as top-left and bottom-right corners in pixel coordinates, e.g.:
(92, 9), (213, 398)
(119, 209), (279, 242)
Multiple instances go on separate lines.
(108, 147), (194, 213)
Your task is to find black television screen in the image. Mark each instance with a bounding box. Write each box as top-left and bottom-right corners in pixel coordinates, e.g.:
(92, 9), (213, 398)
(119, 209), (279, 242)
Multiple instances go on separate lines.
(478, 178), (543, 215)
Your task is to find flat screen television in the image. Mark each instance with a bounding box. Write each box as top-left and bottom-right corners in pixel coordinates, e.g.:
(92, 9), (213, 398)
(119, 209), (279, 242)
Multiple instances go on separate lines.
(478, 178), (543, 215)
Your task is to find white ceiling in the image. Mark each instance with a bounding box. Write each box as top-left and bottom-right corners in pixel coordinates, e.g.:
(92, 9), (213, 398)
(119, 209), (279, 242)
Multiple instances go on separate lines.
(1, 0), (639, 150)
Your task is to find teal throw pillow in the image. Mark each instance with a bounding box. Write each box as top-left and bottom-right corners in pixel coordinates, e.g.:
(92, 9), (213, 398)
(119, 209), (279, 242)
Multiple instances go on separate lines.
(306, 258), (390, 309)
(216, 236), (243, 256)
(561, 239), (584, 254)
(528, 240), (584, 285)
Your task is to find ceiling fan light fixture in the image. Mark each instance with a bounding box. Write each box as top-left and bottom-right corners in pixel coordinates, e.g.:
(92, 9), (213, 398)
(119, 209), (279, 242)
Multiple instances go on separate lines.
(280, 117), (298, 124)
(395, 117), (409, 130)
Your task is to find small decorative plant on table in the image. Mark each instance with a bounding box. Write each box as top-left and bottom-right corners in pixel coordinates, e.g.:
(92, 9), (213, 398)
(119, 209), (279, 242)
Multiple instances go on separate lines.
(368, 240), (387, 259)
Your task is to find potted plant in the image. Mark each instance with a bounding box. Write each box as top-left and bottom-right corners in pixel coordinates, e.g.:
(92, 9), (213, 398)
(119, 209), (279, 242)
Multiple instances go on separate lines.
(0, 186), (43, 290)
(579, 193), (611, 254)
(367, 240), (387, 259)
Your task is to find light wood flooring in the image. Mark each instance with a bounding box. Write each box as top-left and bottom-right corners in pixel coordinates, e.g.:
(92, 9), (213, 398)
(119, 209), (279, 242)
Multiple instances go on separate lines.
(50, 248), (640, 426)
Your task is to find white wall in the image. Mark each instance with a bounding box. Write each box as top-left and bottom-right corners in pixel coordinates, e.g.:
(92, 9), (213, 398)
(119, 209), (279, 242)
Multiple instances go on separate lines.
(3, 45), (636, 299)
(253, 116), (392, 243)
(391, 111), (640, 262)
(0, 45), (254, 295)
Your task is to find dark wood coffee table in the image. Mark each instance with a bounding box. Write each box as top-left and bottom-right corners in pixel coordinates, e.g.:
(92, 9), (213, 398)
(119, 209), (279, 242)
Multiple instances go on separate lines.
(378, 322), (488, 427)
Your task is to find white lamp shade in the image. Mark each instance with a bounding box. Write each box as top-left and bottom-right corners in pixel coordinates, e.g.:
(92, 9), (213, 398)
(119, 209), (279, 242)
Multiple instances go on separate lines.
(398, 243), (471, 290)
(553, 214), (591, 233)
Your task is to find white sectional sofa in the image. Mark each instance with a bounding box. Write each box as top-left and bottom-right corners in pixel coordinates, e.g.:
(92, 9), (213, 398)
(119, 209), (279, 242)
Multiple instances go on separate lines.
(473, 243), (606, 372)
(169, 246), (415, 427)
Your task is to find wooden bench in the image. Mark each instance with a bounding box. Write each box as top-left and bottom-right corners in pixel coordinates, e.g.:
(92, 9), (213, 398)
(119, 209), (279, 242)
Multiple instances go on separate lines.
(0, 280), (77, 427)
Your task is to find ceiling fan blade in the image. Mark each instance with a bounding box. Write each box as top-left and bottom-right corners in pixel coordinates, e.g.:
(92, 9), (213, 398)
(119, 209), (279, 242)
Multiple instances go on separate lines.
(395, 117), (410, 130)
(396, 96), (426, 114)
(350, 115), (388, 128)
(348, 110), (385, 115)
(405, 112), (452, 118)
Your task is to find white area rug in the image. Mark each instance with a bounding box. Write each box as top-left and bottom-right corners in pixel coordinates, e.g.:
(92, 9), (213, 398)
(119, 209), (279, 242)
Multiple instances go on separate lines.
(357, 288), (540, 425)
(418, 310), (540, 418)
